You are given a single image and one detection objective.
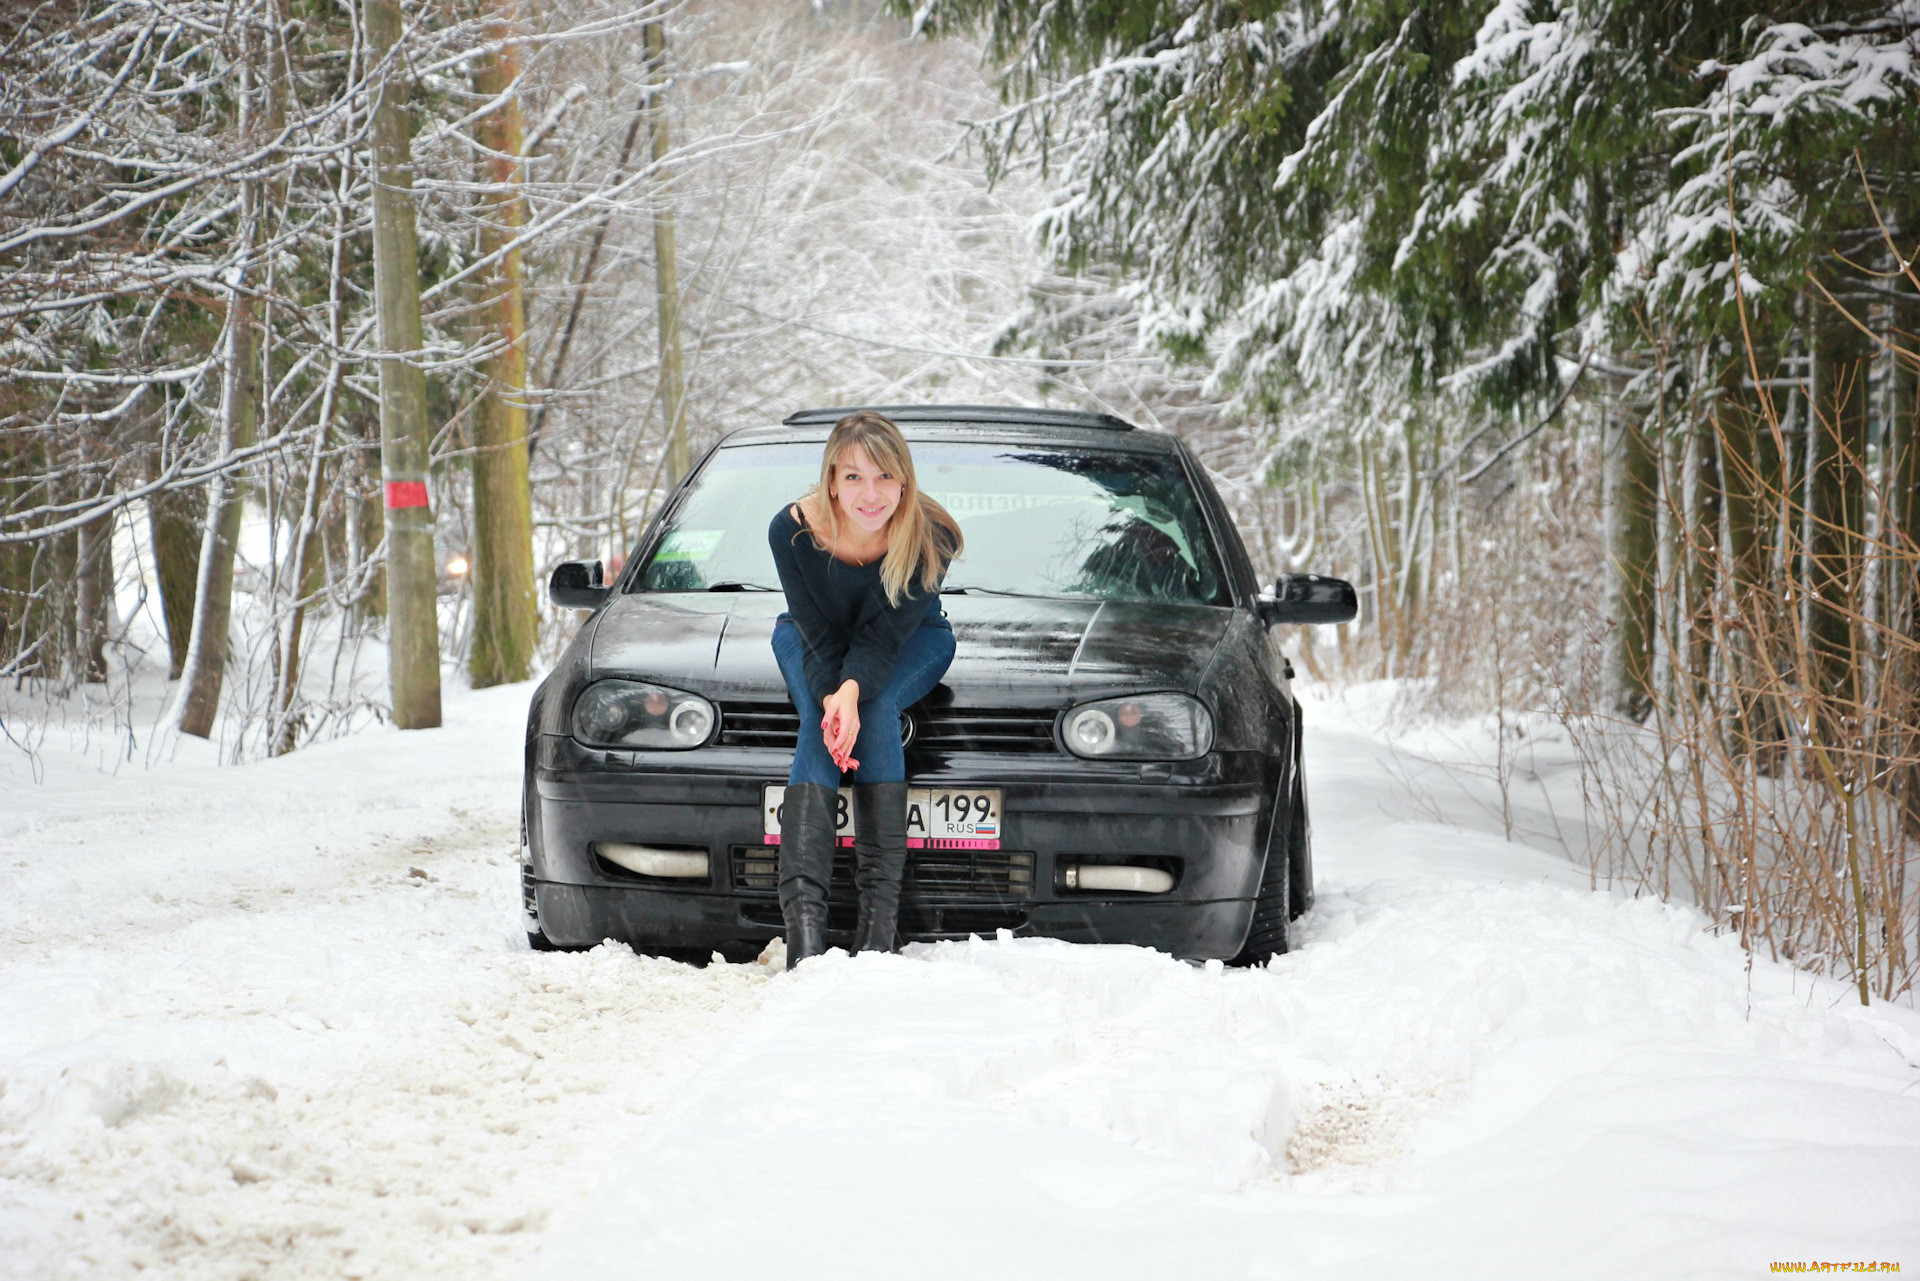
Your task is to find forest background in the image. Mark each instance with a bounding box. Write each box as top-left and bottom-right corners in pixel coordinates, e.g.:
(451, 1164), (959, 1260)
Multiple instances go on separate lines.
(2, 0), (1916, 999)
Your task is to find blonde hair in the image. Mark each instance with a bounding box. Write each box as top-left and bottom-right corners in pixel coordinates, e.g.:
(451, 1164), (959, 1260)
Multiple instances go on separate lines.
(801, 410), (962, 605)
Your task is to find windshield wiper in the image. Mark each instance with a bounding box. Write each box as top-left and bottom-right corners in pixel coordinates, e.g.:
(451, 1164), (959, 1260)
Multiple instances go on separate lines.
(705, 581), (777, 592)
(943, 584), (1044, 598)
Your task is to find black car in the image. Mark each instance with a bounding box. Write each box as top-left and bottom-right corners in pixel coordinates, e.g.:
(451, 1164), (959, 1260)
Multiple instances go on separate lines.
(521, 406), (1355, 963)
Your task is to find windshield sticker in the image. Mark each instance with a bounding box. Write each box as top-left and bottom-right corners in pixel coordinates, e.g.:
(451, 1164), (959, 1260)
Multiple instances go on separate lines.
(653, 529), (724, 562)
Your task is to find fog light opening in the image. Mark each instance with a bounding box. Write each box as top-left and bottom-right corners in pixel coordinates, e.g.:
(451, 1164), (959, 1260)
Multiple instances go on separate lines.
(1060, 863), (1174, 894)
(597, 843), (710, 879)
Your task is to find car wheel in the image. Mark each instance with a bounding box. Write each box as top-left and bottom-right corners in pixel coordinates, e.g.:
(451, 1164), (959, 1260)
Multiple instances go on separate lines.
(521, 800), (558, 952)
(1286, 773), (1313, 920)
(523, 866), (558, 951)
(1233, 780), (1299, 965)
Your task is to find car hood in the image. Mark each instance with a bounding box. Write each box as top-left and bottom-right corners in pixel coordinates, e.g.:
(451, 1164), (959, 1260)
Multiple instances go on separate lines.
(586, 593), (1233, 705)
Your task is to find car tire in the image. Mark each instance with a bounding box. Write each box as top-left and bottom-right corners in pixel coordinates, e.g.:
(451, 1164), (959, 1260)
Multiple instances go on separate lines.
(523, 860), (558, 951)
(1286, 772), (1313, 921)
(1233, 780), (1300, 965)
(520, 799), (559, 952)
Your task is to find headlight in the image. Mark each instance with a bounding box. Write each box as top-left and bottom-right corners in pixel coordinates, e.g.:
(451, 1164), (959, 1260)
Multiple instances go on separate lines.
(571, 680), (715, 749)
(1060, 693), (1212, 761)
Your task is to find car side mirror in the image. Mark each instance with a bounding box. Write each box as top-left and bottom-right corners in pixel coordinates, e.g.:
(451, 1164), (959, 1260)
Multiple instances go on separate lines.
(549, 560), (612, 610)
(1259, 573), (1357, 626)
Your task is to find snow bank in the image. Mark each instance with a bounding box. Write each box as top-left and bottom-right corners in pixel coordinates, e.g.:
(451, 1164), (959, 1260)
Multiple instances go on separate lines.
(0, 682), (773, 1279)
(534, 693), (1920, 1280)
(5, 681), (1917, 1279)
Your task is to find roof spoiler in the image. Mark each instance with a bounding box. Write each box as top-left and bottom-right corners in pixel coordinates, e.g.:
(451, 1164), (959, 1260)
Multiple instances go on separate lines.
(781, 404), (1135, 432)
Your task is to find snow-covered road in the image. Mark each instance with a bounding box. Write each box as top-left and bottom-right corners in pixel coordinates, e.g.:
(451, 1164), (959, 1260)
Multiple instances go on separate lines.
(3, 682), (1917, 1279)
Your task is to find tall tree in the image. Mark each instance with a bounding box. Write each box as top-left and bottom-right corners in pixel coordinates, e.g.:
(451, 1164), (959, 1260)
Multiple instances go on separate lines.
(1685, 409), (1720, 706)
(172, 26), (264, 739)
(1805, 293), (1869, 709)
(909, 0), (1916, 700)
(644, 19), (689, 485)
(467, 1), (537, 687)
(1611, 411), (1659, 720)
(364, 0), (441, 729)
(1715, 368), (1782, 758)
(1889, 305), (1920, 838)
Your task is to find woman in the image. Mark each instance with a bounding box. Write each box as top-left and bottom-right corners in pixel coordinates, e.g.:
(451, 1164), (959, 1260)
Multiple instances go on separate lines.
(768, 410), (963, 968)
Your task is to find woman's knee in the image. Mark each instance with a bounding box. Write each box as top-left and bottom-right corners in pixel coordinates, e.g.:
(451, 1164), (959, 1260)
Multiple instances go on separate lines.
(860, 696), (902, 733)
(912, 625), (956, 673)
(919, 619), (956, 654)
(888, 638), (954, 707)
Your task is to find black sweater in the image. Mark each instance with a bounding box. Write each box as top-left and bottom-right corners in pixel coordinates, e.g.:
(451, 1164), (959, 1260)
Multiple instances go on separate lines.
(768, 505), (947, 705)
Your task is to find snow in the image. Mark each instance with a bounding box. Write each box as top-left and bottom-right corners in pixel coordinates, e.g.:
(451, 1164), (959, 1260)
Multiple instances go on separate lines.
(0, 683), (773, 1277)
(4, 681), (1919, 1277)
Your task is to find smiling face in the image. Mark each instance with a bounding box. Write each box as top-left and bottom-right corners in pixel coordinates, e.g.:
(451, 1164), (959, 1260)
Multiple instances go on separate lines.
(829, 441), (903, 536)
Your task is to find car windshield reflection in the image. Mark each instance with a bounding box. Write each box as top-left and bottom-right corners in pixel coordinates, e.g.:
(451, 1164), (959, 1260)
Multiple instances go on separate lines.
(636, 441), (1227, 606)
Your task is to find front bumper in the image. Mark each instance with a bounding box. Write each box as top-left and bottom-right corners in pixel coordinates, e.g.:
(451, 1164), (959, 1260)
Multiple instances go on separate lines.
(527, 737), (1275, 961)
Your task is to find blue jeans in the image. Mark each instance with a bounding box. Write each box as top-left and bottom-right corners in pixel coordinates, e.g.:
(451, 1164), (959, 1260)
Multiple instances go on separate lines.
(772, 613), (955, 786)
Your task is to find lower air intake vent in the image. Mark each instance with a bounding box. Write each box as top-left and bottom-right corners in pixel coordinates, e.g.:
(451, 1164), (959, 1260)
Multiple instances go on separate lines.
(718, 703), (1060, 754)
(734, 847), (1034, 898)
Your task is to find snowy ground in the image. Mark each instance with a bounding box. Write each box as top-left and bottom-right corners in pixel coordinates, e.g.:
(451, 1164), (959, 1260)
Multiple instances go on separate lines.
(3, 680), (1918, 1279)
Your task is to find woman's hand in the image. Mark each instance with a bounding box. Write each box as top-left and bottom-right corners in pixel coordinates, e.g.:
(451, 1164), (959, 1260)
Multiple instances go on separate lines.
(822, 680), (861, 772)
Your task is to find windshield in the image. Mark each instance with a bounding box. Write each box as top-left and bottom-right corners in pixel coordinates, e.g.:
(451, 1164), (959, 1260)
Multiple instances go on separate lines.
(634, 440), (1228, 605)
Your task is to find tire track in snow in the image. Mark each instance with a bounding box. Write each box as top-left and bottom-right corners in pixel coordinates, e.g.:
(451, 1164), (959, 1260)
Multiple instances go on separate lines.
(0, 830), (774, 1280)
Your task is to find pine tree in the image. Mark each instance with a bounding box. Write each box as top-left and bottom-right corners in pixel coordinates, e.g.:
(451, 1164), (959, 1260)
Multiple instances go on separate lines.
(911, 0), (1917, 717)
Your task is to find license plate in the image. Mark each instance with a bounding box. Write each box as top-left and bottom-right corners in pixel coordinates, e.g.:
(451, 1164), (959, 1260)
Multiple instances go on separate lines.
(762, 785), (1001, 850)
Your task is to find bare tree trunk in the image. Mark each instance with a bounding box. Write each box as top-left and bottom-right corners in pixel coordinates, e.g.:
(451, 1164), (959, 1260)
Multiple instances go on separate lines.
(75, 512), (112, 682)
(3, 443), (69, 680)
(350, 417), (386, 621)
(468, 7), (537, 688)
(364, 0), (441, 729)
(173, 13), (284, 737)
(1360, 437), (1404, 676)
(0, 539), (26, 676)
(1611, 408), (1660, 720)
(48, 523), (78, 684)
(1889, 312), (1919, 839)
(1686, 408), (1719, 705)
(272, 120), (356, 754)
(271, 520), (327, 755)
(1717, 370), (1783, 759)
(644, 20), (689, 485)
(1807, 296), (1869, 709)
(147, 480), (203, 681)
(271, 436), (328, 755)
(173, 208), (260, 736)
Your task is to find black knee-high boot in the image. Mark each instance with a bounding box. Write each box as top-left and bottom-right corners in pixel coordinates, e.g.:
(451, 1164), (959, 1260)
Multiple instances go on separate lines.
(852, 782), (909, 954)
(778, 783), (837, 969)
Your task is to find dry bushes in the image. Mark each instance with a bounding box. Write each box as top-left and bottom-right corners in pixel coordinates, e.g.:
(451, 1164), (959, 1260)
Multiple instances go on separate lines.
(1560, 276), (1919, 1002)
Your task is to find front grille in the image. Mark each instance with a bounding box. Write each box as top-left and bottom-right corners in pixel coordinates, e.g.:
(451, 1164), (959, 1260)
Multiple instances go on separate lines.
(736, 846), (781, 890)
(912, 707), (1057, 753)
(717, 703), (799, 748)
(734, 846), (1034, 898)
(911, 848), (1036, 895)
(718, 703), (1060, 755)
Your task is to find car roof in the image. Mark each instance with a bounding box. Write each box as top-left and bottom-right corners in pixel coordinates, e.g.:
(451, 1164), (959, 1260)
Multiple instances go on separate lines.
(721, 405), (1182, 454)
(783, 404), (1134, 431)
